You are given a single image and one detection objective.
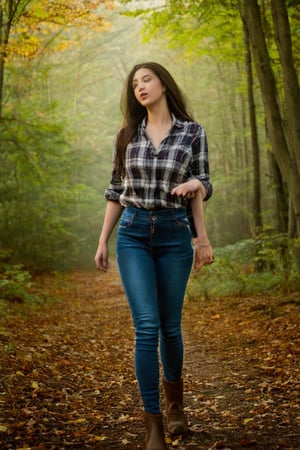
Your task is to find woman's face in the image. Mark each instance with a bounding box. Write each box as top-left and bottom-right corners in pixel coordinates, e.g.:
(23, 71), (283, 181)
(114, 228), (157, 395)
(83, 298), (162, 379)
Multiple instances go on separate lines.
(132, 68), (165, 108)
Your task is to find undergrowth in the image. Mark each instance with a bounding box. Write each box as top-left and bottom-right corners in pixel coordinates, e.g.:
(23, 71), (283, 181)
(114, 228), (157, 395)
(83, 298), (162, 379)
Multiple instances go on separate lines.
(1, 232), (300, 308)
(0, 250), (53, 307)
(187, 233), (300, 301)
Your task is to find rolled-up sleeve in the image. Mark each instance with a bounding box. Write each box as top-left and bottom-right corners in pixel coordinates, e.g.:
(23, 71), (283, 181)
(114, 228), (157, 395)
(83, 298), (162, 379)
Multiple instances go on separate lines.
(191, 125), (213, 201)
(104, 138), (124, 201)
(104, 167), (124, 202)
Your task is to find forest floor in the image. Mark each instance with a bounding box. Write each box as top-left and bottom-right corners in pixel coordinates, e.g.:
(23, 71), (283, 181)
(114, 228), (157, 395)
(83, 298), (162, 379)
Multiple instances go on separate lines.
(0, 263), (299, 450)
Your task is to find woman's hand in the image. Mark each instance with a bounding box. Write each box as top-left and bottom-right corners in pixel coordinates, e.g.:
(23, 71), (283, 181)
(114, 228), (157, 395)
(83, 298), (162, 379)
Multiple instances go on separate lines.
(94, 201), (124, 272)
(95, 241), (109, 272)
(171, 179), (201, 199)
(193, 239), (214, 271)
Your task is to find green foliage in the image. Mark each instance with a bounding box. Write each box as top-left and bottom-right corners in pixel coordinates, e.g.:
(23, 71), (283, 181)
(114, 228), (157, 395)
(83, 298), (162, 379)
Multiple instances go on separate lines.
(0, 60), (106, 271)
(0, 251), (64, 306)
(0, 250), (34, 303)
(0, 266), (32, 303)
(0, 1), (120, 274)
(254, 228), (289, 271)
(187, 234), (300, 301)
(121, 0), (244, 62)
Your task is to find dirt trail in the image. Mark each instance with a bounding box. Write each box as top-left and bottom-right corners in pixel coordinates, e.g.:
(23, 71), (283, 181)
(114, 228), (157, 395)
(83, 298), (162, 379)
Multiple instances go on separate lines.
(0, 265), (299, 449)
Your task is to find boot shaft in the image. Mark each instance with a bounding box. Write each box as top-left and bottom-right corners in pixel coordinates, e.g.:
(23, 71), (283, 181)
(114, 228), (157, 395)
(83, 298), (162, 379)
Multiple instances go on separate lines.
(144, 412), (167, 450)
(163, 379), (188, 436)
(163, 379), (184, 406)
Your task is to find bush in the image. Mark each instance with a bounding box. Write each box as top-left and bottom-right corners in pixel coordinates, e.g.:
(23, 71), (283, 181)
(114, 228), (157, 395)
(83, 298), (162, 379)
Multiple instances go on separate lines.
(0, 250), (34, 303)
(187, 233), (300, 300)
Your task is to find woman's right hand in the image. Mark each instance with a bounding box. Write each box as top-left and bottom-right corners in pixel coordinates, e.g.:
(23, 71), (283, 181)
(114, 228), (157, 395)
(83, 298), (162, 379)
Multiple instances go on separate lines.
(95, 241), (109, 272)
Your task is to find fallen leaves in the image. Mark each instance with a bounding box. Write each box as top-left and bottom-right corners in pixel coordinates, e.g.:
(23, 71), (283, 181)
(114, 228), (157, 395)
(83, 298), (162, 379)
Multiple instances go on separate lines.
(0, 267), (299, 449)
(182, 292), (300, 449)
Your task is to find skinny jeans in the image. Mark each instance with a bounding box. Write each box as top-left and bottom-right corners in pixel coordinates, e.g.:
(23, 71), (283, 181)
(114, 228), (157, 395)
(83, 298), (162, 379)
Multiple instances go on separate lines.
(116, 206), (194, 414)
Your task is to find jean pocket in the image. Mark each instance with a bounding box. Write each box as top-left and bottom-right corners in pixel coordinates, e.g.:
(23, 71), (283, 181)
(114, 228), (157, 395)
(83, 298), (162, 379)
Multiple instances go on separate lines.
(173, 215), (190, 228)
(119, 210), (136, 229)
(171, 214), (192, 240)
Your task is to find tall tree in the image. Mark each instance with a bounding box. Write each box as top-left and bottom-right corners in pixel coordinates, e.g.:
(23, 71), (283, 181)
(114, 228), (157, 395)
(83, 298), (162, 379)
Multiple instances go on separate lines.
(271, 0), (300, 172)
(239, 0), (300, 237)
(242, 17), (262, 230)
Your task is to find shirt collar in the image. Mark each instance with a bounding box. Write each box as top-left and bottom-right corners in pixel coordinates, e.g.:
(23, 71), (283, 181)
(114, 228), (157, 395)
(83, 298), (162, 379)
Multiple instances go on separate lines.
(141, 114), (185, 130)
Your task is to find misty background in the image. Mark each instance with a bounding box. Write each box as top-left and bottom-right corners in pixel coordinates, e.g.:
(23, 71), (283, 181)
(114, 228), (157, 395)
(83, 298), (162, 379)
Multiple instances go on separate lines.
(1, 2), (297, 283)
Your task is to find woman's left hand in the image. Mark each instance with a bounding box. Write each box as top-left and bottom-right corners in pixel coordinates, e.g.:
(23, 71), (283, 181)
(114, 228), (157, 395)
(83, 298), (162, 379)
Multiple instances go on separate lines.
(193, 239), (214, 271)
(171, 179), (201, 199)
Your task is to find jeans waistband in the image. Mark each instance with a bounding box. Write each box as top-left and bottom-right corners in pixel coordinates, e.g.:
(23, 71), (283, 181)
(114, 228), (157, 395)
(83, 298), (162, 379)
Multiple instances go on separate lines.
(125, 206), (187, 219)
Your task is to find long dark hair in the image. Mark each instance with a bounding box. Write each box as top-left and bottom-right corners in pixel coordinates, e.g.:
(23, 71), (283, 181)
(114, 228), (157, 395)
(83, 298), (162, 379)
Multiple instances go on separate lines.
(115, 61), (194, 178)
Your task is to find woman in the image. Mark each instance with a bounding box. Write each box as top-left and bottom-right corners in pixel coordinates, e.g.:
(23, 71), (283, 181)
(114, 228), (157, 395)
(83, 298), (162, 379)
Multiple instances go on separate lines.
(95, 62), (213, 450)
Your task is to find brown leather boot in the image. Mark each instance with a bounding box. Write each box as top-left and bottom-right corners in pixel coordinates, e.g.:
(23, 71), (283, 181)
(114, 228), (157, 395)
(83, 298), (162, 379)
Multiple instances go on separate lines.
(144, 412), (167, 450)
(163, 379), (188, 436)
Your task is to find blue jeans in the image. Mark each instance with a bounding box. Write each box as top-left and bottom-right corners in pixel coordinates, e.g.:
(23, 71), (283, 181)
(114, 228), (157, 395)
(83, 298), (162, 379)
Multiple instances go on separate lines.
(116, 207), (194, 414)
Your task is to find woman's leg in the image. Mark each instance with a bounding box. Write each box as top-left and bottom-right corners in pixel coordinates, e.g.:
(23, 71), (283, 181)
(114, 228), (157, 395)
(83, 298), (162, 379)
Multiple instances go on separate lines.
(154, 236), (193, 436)
(155, 242), (193, 382)
(117, 213), (161, 414)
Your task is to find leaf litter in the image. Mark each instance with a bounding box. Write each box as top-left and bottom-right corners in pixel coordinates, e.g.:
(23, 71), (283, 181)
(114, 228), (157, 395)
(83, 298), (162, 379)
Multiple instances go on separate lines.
(0, 263), (299, 449)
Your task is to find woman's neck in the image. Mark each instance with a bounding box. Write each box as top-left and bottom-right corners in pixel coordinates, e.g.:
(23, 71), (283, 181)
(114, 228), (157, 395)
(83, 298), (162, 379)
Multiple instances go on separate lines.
(146, 104), (172, 128)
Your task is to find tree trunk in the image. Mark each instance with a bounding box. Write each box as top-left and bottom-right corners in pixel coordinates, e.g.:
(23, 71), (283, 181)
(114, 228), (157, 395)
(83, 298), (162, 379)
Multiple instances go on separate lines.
(0, 3), (6, 122)
(0, 1), (32, 122)
(239, 0), (300, 237)
(242, 17), (262, 231)
(268, 150), (288, 233)
(271, 0), (300, 172)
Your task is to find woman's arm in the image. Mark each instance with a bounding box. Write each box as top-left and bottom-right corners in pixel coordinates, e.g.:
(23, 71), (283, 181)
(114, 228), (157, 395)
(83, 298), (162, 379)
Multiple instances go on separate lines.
(95, 200), (124, 272)
(191, 124), (213, 202)
(190, 188), (214, 271)
(171, 179), (213, 270)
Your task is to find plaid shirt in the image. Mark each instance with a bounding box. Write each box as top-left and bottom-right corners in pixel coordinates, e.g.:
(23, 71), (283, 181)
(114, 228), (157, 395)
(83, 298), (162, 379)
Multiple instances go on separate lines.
(104, 116), (212, 209)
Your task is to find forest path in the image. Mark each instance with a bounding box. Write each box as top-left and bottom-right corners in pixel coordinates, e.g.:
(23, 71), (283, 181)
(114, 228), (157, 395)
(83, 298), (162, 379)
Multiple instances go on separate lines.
(0, 265), (299, 449)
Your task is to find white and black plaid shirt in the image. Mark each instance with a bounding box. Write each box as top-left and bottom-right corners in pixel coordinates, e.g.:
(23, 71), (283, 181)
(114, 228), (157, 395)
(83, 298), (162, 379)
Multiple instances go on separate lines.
(105, 116), (212, 209)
